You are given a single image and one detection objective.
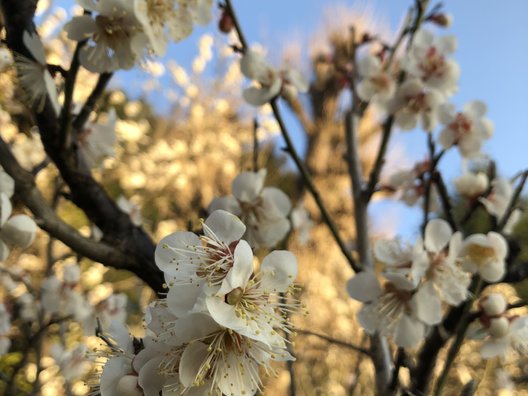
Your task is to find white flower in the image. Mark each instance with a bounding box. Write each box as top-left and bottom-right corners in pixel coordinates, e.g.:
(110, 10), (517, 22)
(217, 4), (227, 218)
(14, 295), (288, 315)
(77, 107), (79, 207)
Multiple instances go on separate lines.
(459, 232), (507, 283)
(205, 250), (298, 347)
(480, 178), (522, 234)
(64, 0), (148, 72)
(51, 343), (90, 381)
(479, 293), (507, 317)
(78, 108), (117, 169)
(41, 272), (92, 321)
(155, 210), (253, 316)
(97, 322), (142, 396)
(290, 204), (314, 245)
(356, 54), (396, 103)
(481, 316), (528, 359)
(209, 169), (292, 248)
(347, 271), (425, 348)
(386, 162), (440, 211)
(412, 219), (471, 325)
(14, 31), (60, 115)
(390, 78), (443, 132)
(134, 0), (213, 56)
(374, 239), (428, 288)
(0, 193), (38, 260)
(176, 320), (291, 395)
(404, 29), (459, 97)
(240, 49), (308, 106)
(438, 101), (493, 158)
(454, 171), (488, 198)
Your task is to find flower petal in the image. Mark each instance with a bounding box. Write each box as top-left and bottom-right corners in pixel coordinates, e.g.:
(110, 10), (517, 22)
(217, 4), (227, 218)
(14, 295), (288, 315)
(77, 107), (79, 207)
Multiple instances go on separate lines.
(393, 314), (425, 348)
(424, 218), (452, 253)
(346, 271), (382, 303)
(232, 169), (266, 202)
(413, 281), (442, 325)
(204, 209), (246, 244)
(218, 240), (253, 294)
(179, 341), (209, 387)
(260, 250), (298, 293)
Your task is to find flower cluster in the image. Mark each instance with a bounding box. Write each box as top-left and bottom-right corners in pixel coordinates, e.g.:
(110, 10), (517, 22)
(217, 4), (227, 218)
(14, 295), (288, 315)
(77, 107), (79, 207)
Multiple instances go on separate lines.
(95, 209), (299, 395)
(64, 0), (214, 72)
(358, 28), (493, 156)
(347, 218), (512, 348)
(477, 293), (528, 358)
(209, 169), (292, 249)
(239, 48), (308, 106)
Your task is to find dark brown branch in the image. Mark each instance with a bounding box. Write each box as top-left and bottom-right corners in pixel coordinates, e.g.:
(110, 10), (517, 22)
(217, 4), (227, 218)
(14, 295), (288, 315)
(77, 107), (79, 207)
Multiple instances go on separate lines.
(432, 170), (459, 231)
(72, 72), (113, 132)
(1, 0), (164, 293)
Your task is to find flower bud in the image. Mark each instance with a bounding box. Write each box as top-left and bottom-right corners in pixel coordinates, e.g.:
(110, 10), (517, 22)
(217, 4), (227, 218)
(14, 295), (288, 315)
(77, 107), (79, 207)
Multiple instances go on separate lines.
(218, 10), (234, 34)
(454, 172), (488, 198)
(0, 215), (37, 249)
(488, 317), (510, 338)
(480, 293), (507, 316)
(429, 13), (453, 28)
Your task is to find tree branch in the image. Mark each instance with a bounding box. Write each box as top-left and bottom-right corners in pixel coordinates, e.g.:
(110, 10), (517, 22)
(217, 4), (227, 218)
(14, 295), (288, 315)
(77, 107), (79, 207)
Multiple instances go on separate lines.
(1, 0), (164, 293)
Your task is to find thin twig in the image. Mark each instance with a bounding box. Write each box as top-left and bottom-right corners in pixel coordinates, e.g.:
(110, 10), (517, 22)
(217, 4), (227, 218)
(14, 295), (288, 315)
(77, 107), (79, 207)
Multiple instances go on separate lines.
(496, 169), (528, 231)
(433, 279), (483, 396)
(72, 72), (113, 132)
(295, 329), (371, 356)
(272, 100), (360, 273)
(433, 170), (459, 231)
(59, 40), (85, 148)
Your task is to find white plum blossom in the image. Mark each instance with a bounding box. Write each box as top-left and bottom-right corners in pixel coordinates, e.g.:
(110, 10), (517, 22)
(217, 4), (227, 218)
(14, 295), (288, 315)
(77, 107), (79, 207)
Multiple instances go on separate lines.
(480, 316), (528, 359)
(356, 54), (396, 103)
(51, 343), (90, 381)
(96, 322), (144, 396)
(240, 48), (308, 106)
(438, 101), (494, 158)
(64, 0), (148, 72)
(205, 250), (298, 347)
(209, 169), (292, 248)
(155, 209), (253, 316)
(41, 264), (92, 322)
(480, 177), (522, 234)
(404, 29), (459, 97)
(0, 193), (38, 261)
(386, 161), (440, 211)
(412, 219), (471, 325)
(134, 0), (213, 56)
(479, 293), (507, 317)
(290, 204), (314, 245)
(390, 78), (442, 132)
(14, 31), (60, 115)
(374, 239), (428, 288)
(454, 171), (489, 199)
(347, 271), (425, 348)
(78, 108), (117, 169)
(459, 232), (507, 283)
